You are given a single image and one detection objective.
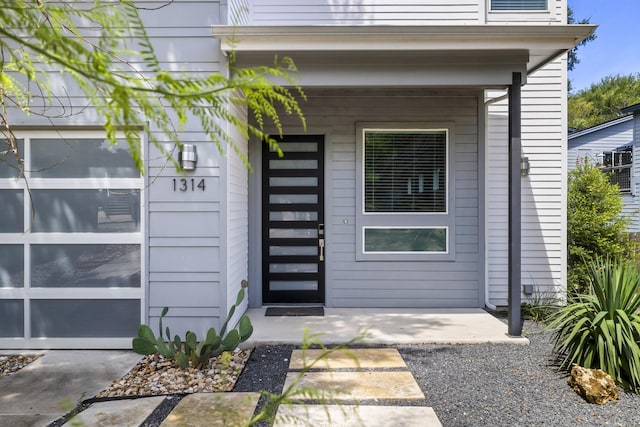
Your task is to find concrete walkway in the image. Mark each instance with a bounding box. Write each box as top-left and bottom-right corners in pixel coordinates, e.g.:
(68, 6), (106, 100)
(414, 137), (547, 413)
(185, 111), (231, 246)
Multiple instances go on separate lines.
(68, 348), (442, 426)
(0, 309), (524, 426)
(0, 350), (141, 427)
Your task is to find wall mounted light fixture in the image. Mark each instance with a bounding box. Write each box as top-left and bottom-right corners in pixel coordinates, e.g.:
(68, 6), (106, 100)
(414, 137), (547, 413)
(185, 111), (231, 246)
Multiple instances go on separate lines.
(520, 156), (530, 177)
(179, 144), (197, 171)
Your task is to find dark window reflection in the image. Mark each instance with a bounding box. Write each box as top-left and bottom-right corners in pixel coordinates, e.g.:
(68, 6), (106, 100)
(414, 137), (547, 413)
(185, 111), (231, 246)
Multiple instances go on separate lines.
(32, 189), (140, 233)
(31, 244), (140, 288)
(31, 299), (139, 337)
(0, 139), (24, 178)
(0, 245), (24, 288)
(30, 138), (139, 178)
(0, 190), (24, 233)
(0, 300), (24, 337)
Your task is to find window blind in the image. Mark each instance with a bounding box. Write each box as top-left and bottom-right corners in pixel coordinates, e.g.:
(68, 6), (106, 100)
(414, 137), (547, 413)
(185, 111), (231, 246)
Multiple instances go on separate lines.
(364, 130), (446, 213)
(491, 0), (547, 10)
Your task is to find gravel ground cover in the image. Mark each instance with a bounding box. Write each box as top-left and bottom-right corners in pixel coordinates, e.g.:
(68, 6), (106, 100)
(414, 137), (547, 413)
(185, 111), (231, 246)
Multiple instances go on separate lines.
(7, 319), (640, 426)
(233, 321), (640, 427)
(0, 354), (40, 380)
(96, 348), (251, 398)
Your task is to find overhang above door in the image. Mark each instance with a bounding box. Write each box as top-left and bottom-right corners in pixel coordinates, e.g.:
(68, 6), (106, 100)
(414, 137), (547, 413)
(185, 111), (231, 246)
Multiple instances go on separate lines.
(211, 24), (596, 87)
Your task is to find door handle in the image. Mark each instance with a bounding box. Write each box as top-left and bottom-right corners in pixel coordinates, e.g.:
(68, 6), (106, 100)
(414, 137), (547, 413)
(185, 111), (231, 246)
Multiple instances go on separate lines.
(318, 223), (325, 262)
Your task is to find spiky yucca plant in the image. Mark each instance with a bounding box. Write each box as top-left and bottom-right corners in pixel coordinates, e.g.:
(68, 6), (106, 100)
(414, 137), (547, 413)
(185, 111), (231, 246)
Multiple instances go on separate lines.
(549, 257), (640, 392)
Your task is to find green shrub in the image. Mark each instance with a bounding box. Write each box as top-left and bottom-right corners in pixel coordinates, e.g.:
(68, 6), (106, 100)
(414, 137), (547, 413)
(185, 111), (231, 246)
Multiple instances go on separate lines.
(132, 287), (253, 369)
(568, 159), (631, 295)
(548, 257), (640, 392)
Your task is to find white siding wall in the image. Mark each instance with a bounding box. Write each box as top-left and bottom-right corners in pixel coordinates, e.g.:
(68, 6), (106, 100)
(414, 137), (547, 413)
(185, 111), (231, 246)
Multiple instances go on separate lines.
(229, 0), (251, 24)
(486, 57), (567, 306)
(223, 102), (250, 325)
(247, 0), (480, 25)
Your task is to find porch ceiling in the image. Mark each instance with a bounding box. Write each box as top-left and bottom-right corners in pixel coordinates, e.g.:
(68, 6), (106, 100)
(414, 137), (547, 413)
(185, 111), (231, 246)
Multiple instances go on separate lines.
(212, 24), (596, 86)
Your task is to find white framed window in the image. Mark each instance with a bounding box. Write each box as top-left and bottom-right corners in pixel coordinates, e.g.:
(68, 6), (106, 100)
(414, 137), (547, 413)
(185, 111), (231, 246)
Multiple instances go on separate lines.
(0, 130), (144, 346)
(356, 123), (455, 261)
(490, 0), (547, 10)
(364, 129), (447, 214)
(602, 148), (633, 193)
(363, 226), (448, 254)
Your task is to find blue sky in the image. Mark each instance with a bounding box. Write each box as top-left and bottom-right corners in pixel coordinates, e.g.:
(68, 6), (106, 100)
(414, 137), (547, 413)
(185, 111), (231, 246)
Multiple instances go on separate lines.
(568, 0), (639, 92)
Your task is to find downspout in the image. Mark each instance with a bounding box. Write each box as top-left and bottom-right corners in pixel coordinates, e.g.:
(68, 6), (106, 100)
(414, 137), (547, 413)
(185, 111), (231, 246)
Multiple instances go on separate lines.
(483, 91), (509, 311)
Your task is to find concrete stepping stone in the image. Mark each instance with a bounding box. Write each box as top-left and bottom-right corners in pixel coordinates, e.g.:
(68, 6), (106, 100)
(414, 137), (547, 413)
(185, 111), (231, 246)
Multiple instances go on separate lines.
(289, 348), (407, 370)
(283, 371), (425, 401)
(160, 392), (260, 427)
(274, 404), (442, 426)
(64, 396), (164, 427)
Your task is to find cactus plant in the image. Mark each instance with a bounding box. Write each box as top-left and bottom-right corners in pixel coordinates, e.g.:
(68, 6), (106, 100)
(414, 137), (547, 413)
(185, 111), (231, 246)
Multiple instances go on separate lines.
(132, 287), (253, 370)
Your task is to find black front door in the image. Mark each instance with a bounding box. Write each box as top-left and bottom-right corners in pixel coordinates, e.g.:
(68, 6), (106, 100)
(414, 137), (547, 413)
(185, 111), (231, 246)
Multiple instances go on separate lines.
(262, 135), (325, 304)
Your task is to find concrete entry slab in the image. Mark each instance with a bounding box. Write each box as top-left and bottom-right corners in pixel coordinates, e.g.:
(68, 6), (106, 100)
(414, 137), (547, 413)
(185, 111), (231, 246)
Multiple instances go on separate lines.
(160, 392), (260, 427)
(274, 404), (442, 427)
(289, 348), (407, 370)
(283, 371), (425, 401)
(245, 308), (528, 346)
(64, 396), (165, 427)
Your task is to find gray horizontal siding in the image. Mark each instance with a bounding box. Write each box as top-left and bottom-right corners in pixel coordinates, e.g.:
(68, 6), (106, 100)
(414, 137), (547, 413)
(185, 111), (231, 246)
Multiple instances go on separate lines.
(486, 58), (567, 306)
(247, 0), (480, 24)
(265, 88), (480, 308)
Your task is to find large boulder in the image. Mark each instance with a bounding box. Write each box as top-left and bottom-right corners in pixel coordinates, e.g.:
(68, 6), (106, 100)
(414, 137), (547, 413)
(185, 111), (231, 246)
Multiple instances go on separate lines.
(568, 365), (619, 405)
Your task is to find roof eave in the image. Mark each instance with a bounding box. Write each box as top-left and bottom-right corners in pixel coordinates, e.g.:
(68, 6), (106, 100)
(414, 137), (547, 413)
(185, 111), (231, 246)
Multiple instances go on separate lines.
(212, 24), (597, 73)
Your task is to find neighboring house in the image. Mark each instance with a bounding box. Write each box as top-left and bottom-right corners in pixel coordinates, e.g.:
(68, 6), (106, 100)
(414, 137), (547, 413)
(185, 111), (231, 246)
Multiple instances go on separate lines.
(0, 1), (594, 348)
(568, 104), (640, 231)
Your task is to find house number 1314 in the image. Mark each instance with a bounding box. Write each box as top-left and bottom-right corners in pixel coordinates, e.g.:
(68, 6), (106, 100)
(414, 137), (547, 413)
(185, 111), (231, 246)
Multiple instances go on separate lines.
(173, 178), (206, 192)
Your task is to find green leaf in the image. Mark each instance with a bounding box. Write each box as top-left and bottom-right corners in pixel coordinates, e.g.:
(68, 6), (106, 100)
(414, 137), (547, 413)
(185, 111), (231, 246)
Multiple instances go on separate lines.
(132, 337), (157, 355)
(176, 352), (189, 369)
(239, 316), (253, 342)
(137, 324), (156, 343)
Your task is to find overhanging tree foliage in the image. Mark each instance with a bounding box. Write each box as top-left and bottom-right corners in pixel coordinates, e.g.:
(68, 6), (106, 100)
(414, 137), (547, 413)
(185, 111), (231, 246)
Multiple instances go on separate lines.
(0, 0), (305, 175)
(567, 6), (597, 73)
(568, 73), (640, 130)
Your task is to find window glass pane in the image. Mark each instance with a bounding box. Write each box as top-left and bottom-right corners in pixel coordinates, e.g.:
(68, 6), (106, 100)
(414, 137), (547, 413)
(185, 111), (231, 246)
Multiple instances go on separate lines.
(269, 159), (317, 169)
(0, 300), (24, 337)
(31, 138), (139, 178)
(365, 130), (446, 213)
(269, 194), (317, 204)
(269, 228), (317, 238)
(32, 189), (140, 232)
(272, 142), (318, 152)
(269, 211), (318, 221)
(31, 299), (139, 337)
(491, 0), (546, 10)
(364, 228), (447, 253)
(0, 190), (24, 233)
(0, 245), (24, 288)
(270, 177), (317, 187)
(270, 246), (317, 256)
(31, 244), (141, 288)
(0, 139), (23, 178)
(270, 281), (318, 291)
(269, 263), (318, 273)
